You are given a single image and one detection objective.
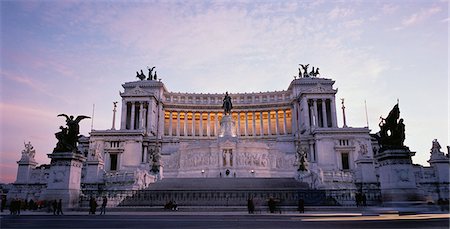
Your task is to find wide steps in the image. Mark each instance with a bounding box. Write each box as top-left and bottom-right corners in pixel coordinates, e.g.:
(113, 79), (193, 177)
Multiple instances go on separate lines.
(145, 178), (309, 191)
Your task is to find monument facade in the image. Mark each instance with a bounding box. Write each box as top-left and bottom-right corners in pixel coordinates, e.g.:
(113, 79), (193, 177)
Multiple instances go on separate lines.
(8, 67), (449, 208)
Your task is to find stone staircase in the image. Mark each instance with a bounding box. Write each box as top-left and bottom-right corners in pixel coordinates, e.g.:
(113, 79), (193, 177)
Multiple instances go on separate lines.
(118, 178), (327, 207)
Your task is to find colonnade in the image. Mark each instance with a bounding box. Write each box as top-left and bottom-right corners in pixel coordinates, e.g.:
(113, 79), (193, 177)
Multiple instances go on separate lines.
(121, 101), (155, 131)
(305, 98), (337, 128)
(163, 109), (292, 137)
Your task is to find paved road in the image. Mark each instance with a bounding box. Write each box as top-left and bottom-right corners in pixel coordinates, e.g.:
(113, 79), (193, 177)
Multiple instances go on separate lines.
(2, 213), (449, 229)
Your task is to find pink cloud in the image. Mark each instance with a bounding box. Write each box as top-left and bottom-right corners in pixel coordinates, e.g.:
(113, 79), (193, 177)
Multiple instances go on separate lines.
(402, 6), (442, 26)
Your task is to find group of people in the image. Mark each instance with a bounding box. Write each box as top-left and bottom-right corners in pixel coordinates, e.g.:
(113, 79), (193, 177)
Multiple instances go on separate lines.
(164, 200), (178, 211)
(51, 199), (64, 215)
(88, 196), (108, 215)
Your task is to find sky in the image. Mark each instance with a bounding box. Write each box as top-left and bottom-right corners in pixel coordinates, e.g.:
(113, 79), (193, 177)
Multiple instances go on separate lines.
(0, 0), (448, 183)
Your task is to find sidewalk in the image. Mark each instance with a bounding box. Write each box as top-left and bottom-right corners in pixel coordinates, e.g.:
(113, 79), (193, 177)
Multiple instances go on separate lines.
(1, 205), (448, 217)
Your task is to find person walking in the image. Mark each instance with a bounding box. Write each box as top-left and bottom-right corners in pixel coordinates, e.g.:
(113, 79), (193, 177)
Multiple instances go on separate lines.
(52, 200), (57, 215)
(100, 196), (107, 215)
(56, 199), (63, 215)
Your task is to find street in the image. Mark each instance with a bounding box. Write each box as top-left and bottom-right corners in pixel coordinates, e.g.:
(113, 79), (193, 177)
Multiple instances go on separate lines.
(2, 213), (449, 229)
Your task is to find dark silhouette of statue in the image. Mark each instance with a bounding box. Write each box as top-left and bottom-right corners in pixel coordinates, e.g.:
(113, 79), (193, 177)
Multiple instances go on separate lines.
(300, 64), (309, 77)
(147, 66), (155, 80)
(54, 114), (90, 153)
(310, 67), (315, 77)
(153, 71), (157, 80)
(314, 68), (320, 77)
(376, 103), (407, 151)
(136, 70), (145, 80)
(298, 68), (302, 78)
(222, 92), (233, 115)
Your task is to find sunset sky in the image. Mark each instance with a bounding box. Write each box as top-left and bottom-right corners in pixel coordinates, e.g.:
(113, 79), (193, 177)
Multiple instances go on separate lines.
(0, 0), (448, 183)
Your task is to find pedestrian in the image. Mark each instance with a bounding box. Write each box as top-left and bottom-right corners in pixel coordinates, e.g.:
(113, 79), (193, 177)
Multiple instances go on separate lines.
(100, 196), (107, 215)
(247, 197), (255, 214)
(298, 199), (304, 213)
(361, 193), (367, 207)
(1, 196), (6, 212)
(52, 200), (57, 215)
(268, 197), (276, 213)
(57, 199), (63, 215)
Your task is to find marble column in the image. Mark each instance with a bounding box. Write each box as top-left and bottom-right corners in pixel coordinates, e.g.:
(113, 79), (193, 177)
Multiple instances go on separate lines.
(260, 111), (264, 136)
(192, 112), (195, 136)
(237, 112), (241, 136)
(199, 112), (203, 137)
(176, 111), (180, 136)
(244, 112), (248, 136)
(207, 112), (211, 137)
(147, 101), (153, 134)
(121, 101), (127, 130)
(139, 102), (144, 129)
(321, 100), (328, 128)
(275, 110), (279, 135)
(267, 110), (272, 135)
(313, 99), (318, 127)
(283, 109), (287, 135)
(252, 111), (256, 136)
(330, 98), (337, 127)
(292, 104), (297, 135)
(130, 102), (136, 130)
(184, 111), (188, 136)
(215, 112), (219, 136)
(168, 111), (173, 136)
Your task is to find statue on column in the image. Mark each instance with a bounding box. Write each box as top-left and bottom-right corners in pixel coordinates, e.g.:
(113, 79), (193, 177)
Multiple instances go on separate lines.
(222, 92), (233, 115)
(54, 114), (90, 153)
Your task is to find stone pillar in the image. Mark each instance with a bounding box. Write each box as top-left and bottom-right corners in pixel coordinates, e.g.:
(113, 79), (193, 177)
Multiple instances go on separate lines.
(139, 102), (144, 129)
(43, 152), (86, 208)
(244, 112), (248, 136)
(215, 112), (219, 136)
(330, 98), (337, 127)
(214, 112), (219, 137)
(16, 156), (38, 184)
(252, 111), (256, 136)
(130, 102), (136, 130)
(207, 112), (211, 137)
(184, 111), (188, 136)
(313, 99), (318, 127)
(147, 101), (153, 134)
(192, 112), (195, 136)
(259, 111), (264, 136)
(292, 104), (298, 135)
(302, 98), (310, 131)
(236, 112), (240, 136)
(275, 110), (279, 135)
(321, 100), (328, 128)
(199, 112), (203, 137)
(283, 109), (287, 135)
(168, 111), (173, 136)
(120, 100), (127, 130)
(267, 111), (272, 135)
(176, 111), (180, 137)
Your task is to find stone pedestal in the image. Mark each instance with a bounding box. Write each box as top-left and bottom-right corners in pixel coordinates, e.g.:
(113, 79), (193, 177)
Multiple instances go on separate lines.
(84, 160), (105, 184)
(42, 152), (86, 208)
(16, 159), (38, 184)
(354, 157), (377, 185)
(375, 148), (424, 206)
(219, 115), (236, 137)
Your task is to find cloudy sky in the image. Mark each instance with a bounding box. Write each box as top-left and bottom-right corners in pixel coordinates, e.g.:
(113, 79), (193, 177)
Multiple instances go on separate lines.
(0, 0), (448, 183)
